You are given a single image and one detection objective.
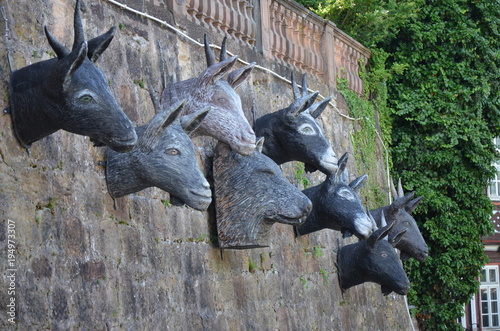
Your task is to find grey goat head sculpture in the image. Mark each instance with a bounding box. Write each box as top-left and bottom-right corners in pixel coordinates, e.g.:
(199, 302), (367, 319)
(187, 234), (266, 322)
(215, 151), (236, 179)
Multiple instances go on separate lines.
(105, 100), (212, 211)
(7, 0), (137, 153)
(370, 178), (428, 262)
(295, 152), (377, 239)
(337, 214), (410, 296)
(159, 35), (256, 156)
(254, 73), (338, 174)
(213, 138), (313, 249)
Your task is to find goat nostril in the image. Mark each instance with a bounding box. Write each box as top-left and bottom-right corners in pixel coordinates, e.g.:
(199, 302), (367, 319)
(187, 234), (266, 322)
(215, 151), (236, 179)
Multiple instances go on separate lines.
(305, 202), (313, 213)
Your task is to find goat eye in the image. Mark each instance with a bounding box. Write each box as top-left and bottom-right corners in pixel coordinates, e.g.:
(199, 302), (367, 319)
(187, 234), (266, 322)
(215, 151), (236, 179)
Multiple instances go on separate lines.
(79, 95), (93, 103)
(381, 253), (388, 258)
(298, 124), (315, 135)
(218, 98), (227, 103)
(165, 148), (179, 156)
(403, 221), (411, 227)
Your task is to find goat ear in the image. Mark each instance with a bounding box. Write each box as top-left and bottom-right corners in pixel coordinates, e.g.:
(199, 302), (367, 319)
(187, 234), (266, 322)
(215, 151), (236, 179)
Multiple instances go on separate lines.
(389, 229), (407, 247)
(88, 26), (116, 63)
(349, 174), (367, 194)
(406, 195), (423, 214)
(227, 63), (255, 90)
(327, 152), (348, 185)
(255, 137), (265, 153)
(138, 100), (185, 152)
(308, 96), (331, 119)
(389, 192), (415, 215)
(45, 27), (69, 59)
(197, 55), (238, 88)
(60, 41), (88, 91)
(286, 92), (319, 121)
(180, 106), (210, 135)
(367, 220), (395, 248)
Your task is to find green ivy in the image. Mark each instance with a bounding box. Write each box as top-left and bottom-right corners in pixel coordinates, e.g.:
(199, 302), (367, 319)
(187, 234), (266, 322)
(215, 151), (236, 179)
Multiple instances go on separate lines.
(296, 0), (500, 329)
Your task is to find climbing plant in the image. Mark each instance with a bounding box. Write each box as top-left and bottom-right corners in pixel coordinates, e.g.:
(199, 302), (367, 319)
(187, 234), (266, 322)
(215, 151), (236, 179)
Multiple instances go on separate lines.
(297, 0), (500, 329)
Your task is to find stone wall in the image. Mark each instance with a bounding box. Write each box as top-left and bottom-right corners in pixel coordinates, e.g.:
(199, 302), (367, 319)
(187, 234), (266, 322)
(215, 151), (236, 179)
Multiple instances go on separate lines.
(0, 0), (411, 330)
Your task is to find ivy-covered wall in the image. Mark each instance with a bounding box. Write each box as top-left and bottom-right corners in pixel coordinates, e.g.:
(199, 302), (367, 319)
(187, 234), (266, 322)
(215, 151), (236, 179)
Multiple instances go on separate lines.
(0, 0), (410, 329)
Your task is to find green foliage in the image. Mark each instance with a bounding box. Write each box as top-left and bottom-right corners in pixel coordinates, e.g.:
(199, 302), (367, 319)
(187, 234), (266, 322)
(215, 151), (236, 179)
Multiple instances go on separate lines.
(386, 1), (500, 328)
(294, 162), (311, 189)
(300, 0), (421, 48)
(296, 0), (500, 329)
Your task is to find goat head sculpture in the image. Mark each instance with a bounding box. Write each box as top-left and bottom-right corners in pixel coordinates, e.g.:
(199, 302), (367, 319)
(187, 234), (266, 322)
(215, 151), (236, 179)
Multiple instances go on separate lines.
(7, 0), (137, 153)
(295, 152), (377, 239)
(159, 35), (256, 156)
(370, 178), (428, 262)
(105, 100), (212, 211)
(213, 138), (312, 249)
(254, 73), (337, 174)
(337, 213), (410, 296)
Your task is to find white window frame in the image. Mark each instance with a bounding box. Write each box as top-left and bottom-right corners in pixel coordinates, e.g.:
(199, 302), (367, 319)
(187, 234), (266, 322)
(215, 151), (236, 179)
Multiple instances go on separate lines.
(488, 138), (500, 201)
(480, 265), (500, 329)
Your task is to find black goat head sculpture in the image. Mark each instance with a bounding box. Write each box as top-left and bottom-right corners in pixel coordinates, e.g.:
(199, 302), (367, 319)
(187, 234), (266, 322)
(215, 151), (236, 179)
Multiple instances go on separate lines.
(254, 72), (337, 174)
(295, 152), (377, 239)
(337, 214), (410, 296)
(370, 178), (428, 262)
(8, 0), (137, 153)
(105, 100), (212, 211)
(213, 138), (312, 249)
(159, 35), (256, 156)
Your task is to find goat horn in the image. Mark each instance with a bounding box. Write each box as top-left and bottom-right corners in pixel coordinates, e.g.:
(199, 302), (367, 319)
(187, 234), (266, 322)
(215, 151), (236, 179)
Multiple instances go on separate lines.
(390, 178), (398, 199)
(44, 27), (69, 59)
(301, 74), (308, 97)
(204, 34), (216, 67)
(397, 178), (404, 198)
(291, 72), (300, 100)
(72, 0), (85, 52)
(220, 36), (227, 62)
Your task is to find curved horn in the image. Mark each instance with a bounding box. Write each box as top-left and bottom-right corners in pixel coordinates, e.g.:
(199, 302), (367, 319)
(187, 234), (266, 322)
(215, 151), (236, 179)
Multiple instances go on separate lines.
(72, 0), (85, 52)
(44, 26), (69, 59)
(397, 178), (404, 198)
(204, 34), (216, 67)
(301, 74), (308, 97)
(291, 72), (300, 100)
(220, 36), (227, 62)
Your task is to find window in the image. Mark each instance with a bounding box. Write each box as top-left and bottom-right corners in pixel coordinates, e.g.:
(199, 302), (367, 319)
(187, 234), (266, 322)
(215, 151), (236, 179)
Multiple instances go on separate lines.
(481, 266), (500, 328)
(488, 138), (500, 201)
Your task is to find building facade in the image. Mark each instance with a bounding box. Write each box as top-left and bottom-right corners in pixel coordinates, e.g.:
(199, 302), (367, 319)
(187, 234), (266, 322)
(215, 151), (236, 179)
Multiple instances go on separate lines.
(461, 138), (500, 330)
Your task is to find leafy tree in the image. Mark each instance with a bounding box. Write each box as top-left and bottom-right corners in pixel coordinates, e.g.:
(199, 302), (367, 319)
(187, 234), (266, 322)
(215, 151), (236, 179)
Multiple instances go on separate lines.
(296, 0), (500, 329)
(386, 1), (500, 329)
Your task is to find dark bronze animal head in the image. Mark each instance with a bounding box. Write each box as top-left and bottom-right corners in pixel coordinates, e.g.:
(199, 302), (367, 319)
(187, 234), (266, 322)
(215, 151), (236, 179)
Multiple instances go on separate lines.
(161, 35), (256, 156)
(337, 215), (410, 295)
(254, 73), (337, 174)
(370, 179), (428, 262)
(8, 0), (137, 153)
(105, 101), (212, 211)
(213, 138), (312, 249)
(295, 152), (377, 239)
